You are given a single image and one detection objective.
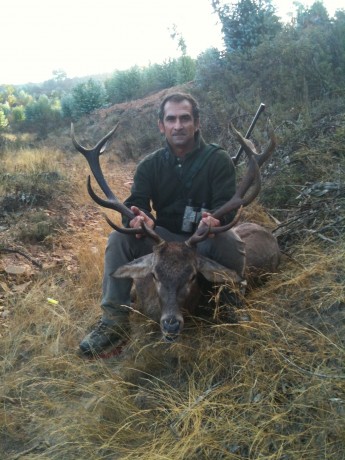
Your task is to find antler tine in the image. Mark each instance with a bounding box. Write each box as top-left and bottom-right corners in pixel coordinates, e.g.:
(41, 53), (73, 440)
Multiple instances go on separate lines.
(86, 176), (134, 220)
(187, 206), (243, 248)
(72, 125), (165, 242)
(185, 224), (211, 247)
(103, 212), (164, 244)
(255, 120), (277, 167)
(230, 119), (276, 168)
(228, 121), (276, 206)
(71, 122), (119, 157)
(71, 123), (124, 200)
(211, 124), (261, 221)
(210, 206), (243, 234)
(139, 221), (166, 245)
(94, 124), (120, 154)
(71, 123), (136, 221)
(189, 120), (276, 243)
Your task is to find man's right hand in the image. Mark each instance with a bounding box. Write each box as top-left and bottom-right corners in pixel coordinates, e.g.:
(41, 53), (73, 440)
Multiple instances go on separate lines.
(129, 206), (155, 238)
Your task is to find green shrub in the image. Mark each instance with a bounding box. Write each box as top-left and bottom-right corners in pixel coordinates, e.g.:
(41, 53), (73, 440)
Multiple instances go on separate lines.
(16, 210), (65, 243)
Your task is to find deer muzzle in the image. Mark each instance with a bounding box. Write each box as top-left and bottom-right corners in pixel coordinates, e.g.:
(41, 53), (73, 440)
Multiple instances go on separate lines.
(161, 315), (184, 342)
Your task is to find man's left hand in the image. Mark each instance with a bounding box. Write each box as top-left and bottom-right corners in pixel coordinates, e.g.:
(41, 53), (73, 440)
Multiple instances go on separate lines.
(199, 212), (220, 237)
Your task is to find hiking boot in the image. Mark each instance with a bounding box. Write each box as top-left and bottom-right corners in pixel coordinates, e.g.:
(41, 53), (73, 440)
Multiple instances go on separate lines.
(79, 319), (129, 355)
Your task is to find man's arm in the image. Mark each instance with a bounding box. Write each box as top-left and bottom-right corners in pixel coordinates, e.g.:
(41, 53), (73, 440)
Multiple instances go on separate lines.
(122, 157), (156, 228)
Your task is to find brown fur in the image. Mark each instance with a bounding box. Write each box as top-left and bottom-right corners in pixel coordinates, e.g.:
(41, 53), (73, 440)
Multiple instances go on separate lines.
(235, 222), (281, 280)
(114, 229), (280, 341)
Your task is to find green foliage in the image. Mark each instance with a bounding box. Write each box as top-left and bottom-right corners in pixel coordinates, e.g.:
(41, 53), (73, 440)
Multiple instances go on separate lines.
(11, 106), (26, 124)
(0, 87), (33, 133)
(61, 93), (76, 119)
(212, 0), (282, 52)
(177, 55), (196, 83)
(0, 108), (9, 130)
(16, 210), (65, 244)
(103, 58), (195, 105)
(195, 7), (345, 118)
(0, 170), (64, 211)
(142, 61), (178, 93)
(52, 69), (67, 82)
(24, 94), (61, 136)
(69, 79), (107, 118)
(147, 59), (180, 88)
(295, 0), (330, 28)
(194, 48), (224, 90)
(105, 67), (143, 104)
(17, 90), (33, 107)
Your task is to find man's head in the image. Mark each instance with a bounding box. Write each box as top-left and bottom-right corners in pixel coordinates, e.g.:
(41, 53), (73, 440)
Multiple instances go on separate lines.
(158, 93), (200, 156)
(158, 93), (200, 123)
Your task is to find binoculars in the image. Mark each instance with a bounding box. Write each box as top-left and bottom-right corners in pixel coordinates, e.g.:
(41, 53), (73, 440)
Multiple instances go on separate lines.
(181, 200), (208, 233)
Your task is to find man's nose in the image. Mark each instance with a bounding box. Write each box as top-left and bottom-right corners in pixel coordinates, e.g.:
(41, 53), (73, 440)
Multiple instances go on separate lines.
(173, 118), (183, 129)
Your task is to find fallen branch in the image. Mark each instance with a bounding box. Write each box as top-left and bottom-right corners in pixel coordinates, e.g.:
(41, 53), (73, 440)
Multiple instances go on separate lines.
(0, 247), (42, 269)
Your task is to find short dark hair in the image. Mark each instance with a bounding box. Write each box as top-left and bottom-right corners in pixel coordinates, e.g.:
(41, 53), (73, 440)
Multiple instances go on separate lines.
(158, 92), (200, 122)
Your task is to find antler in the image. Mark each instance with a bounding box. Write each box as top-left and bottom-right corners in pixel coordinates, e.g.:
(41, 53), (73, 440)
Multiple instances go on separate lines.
(186, 206), (243, 247)
(186, 121), (276, 247)
(215, 120), (276, 215)
(71, 123), (157, 238)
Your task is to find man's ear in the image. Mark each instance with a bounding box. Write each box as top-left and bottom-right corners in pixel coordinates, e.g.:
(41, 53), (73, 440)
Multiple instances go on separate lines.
(158, 120), (165, 134)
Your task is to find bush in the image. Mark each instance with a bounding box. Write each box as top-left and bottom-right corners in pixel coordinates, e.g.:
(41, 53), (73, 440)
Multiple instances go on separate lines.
(69, 79), (107, 119)
(16, 210), (65, 243)
(0, 149), (67, 213)
(24, 95), (62, 136)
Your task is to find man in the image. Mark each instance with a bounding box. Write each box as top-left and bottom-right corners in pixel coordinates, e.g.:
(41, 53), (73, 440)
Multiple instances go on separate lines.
(80, 92), (245, 355)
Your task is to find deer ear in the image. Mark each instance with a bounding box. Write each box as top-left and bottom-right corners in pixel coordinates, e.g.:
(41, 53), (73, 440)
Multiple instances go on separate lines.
(196, 255), (242, 283)
(112, 254), (154, 279)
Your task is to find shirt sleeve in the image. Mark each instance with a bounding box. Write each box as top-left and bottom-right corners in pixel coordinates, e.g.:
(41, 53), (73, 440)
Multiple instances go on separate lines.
(122, 157), (156, 227)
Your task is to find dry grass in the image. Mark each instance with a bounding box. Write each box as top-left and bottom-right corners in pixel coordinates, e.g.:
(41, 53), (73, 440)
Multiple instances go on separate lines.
(1, 147), (344, 460)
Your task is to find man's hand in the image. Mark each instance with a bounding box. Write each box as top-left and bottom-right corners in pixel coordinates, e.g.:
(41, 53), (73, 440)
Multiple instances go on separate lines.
(199, 212), (220, 237)
(129, 206), (155, 238)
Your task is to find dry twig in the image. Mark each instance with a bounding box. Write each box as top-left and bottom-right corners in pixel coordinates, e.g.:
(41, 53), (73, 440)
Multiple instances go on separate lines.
(0, 247), (42, 269)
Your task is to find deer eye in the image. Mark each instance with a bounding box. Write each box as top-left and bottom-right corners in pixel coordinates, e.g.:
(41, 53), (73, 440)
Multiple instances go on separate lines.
(152, 272), (157, 280)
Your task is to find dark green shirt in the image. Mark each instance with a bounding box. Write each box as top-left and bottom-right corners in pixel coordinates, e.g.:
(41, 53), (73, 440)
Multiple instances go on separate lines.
(124, 132), (236, 234)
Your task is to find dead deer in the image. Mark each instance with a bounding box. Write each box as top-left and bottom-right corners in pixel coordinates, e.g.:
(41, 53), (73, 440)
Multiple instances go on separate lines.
(71, 122), (280, 342)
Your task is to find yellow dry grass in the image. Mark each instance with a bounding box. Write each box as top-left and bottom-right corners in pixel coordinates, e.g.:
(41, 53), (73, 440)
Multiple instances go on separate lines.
(1, 147), (65, 174)
(0, 149), (344, 460)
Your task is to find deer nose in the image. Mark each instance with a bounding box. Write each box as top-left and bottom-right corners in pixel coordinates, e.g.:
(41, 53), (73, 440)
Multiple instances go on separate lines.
(161, 317), (181, 335)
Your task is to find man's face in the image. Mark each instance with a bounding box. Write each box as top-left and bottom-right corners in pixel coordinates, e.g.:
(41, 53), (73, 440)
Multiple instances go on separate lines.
(158, 100), (200, 154)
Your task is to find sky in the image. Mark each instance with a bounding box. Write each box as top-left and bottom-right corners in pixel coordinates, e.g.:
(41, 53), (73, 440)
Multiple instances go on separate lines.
(1, 0), (343, 86)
